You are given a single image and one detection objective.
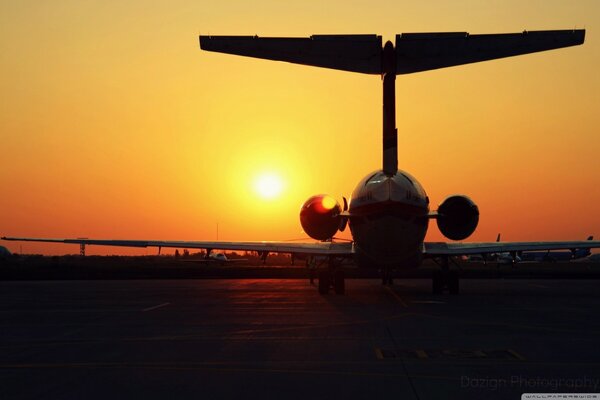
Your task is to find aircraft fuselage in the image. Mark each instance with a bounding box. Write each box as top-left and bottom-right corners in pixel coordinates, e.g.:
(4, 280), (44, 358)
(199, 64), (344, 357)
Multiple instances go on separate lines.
(349, 169), (429, 269)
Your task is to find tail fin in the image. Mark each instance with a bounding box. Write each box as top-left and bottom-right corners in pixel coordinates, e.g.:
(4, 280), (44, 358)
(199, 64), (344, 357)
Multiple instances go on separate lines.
(200, 30), (585, 177)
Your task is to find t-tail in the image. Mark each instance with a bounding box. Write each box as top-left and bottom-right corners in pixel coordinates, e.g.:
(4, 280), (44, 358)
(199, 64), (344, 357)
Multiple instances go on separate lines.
(575, 235), (595, 258)
(199, 30), (584, 175)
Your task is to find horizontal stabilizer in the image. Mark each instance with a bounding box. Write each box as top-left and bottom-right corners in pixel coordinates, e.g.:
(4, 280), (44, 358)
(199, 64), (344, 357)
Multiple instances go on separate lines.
(200, 30), (584, 75)
(200, 35), (382, 74)
(396, 29), (585, 74)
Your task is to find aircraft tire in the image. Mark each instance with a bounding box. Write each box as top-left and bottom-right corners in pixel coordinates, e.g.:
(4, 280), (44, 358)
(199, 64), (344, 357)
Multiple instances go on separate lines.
(448, 271), (460, 295)
(318, 271), (330, 295)
(432, 271), (443, 294)
(381, 269), (392, 286)
(334, 270), (345, 295)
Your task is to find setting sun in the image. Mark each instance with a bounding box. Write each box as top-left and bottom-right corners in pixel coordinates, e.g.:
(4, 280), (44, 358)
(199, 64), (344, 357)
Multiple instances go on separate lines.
(254, 173), (284, 200)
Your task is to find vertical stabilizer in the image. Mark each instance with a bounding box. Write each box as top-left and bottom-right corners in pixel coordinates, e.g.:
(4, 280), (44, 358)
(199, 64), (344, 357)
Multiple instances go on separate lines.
(382, 41), (398, 176)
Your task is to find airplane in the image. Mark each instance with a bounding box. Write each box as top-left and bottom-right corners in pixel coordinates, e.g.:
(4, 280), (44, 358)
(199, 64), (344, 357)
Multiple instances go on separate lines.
(465, 234), (521, 264)
(181, 252), (249, 266)
(4, 29), (600, 295)
(490, 234), (521, 265)
(520, 236), (594, 262)
(469, 234), (594, 264)
(0, 246), (11, 259)
(496, 252), (522, 265)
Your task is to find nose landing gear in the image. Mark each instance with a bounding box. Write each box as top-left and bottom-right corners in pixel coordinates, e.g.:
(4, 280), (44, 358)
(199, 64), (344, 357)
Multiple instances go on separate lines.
(381, 269), (394, 286)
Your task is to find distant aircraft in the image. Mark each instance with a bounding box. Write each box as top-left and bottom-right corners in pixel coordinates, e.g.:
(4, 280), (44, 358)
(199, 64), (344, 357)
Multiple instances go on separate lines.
(496, 252), (522, 265)
(4, 29), (600, 295)
(470, 234), (594, 264)
(492, 234), (522, 265)
(0, 246), (11, 259)
(520, 236), (594, 262)
(466, 234), (522, 264)
(183, 252), (248, 266)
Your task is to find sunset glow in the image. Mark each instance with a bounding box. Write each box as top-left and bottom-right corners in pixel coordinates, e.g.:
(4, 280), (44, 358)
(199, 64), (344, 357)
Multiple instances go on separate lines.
(0, 1), (599, 255)
(254, 173), (284, 200)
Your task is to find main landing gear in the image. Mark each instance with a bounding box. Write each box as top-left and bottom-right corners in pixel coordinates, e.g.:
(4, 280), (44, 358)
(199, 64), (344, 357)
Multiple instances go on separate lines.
(317, 257), (345, 295)
(432, 256), (460, 295)
(381, 269), (394, 286)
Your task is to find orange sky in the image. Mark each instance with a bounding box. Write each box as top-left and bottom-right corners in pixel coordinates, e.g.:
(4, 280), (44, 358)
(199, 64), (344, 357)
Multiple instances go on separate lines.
(1, 1), (599, 255)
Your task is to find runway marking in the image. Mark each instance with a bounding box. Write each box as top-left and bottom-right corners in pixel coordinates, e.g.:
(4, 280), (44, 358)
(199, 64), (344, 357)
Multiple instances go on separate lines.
(5, 359), (600, 375)
(231, 312), (414, 335)
(374, 348), (428, 360)
(416, 312), (600, 335)
(507, 349), (526, 361)
(415, 350), (428, 359)
(0, 336), (394, 350)
(384, 286), (409, 308)
(0, 362), (422, 378)
(375, 348), (523, 361)
(529, 284), (550, 289)
(142, 302), (170, 312)
(0, 361), (489, 383)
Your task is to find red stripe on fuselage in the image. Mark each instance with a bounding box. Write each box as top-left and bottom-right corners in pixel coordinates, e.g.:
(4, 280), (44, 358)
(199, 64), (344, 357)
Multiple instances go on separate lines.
(350, 200), (428, 218)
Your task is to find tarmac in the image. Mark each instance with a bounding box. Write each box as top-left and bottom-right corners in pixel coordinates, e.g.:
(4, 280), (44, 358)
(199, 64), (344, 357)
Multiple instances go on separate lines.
(1, 278), (599, 399)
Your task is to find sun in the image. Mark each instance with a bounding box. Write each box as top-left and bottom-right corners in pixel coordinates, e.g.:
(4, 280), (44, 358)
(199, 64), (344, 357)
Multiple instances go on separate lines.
(254, 173), (284, 200)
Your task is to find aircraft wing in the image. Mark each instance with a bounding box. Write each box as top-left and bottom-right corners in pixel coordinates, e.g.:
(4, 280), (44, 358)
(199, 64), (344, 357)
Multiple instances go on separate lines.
(423, 240), (600, 257)
(0, 237), (354, 256)
(5, 236), (597, 258)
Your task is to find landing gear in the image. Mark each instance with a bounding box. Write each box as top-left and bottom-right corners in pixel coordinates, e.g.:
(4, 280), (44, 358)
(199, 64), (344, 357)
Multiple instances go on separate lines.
(334, 269), (345, 295)
(318, 270), (330, 294)
(381, 269), (394, 286)
(432, 257), (460, 294)
(432, 271), (443, 294)
(317, 257), (345, 295)
(447, 271), (459, 294)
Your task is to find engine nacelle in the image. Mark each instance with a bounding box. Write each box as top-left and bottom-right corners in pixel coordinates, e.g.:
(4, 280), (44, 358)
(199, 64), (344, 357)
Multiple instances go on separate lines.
(436, 195), (479, 241)
(300, 195), (342, 241)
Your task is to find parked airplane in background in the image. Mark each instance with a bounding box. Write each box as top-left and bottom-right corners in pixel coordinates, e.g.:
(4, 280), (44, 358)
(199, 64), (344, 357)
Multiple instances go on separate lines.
(0, 246), (11, 259)
(490, 234), (521, 264)
(4, 29), (600, 295)
(182, 252), (248, 266)
(468, 234), (594, 264)
(520, 236), (594, 262)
